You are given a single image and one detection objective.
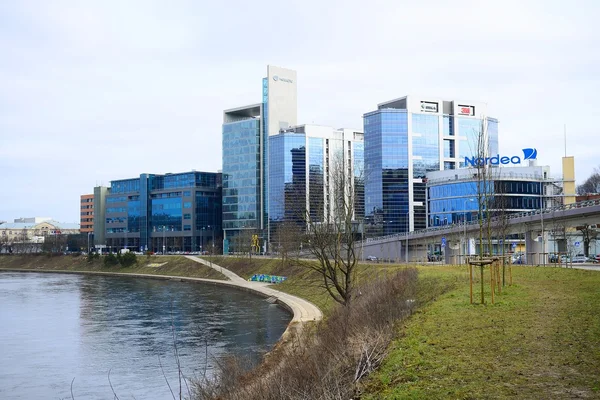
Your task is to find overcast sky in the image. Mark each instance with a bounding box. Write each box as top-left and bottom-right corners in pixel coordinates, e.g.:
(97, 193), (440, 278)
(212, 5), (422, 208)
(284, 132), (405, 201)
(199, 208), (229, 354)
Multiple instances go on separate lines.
(1, 0), (598, 223)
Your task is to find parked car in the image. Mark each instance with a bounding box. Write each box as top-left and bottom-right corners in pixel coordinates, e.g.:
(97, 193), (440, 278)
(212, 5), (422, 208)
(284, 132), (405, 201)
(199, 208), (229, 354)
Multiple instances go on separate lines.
(366, 255), (379, 262)
(595, 254), (600, 262)
(572, 254), (587, 263)
(548, 253), (559, 263)
(512, 253), (526, 264)
(560, 255), (570, 263)
(427, 252), (442, 262)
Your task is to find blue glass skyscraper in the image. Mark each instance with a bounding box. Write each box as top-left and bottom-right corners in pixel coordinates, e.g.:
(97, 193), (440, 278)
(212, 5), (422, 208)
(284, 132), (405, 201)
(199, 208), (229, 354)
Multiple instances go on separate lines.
(222, 66), (297, 253)
(363, 96), (498, 235)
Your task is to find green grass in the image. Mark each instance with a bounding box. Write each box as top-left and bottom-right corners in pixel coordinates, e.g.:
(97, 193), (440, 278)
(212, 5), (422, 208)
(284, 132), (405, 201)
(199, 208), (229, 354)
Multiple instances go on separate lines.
(361, 266), (600, 399)
(5, 255), (598, 398)
(209, 256), (425, 315)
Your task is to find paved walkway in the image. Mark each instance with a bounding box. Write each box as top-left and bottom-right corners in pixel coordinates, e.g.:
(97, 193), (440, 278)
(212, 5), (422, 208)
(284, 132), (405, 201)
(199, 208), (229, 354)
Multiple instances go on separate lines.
(184, 256), (323, 324)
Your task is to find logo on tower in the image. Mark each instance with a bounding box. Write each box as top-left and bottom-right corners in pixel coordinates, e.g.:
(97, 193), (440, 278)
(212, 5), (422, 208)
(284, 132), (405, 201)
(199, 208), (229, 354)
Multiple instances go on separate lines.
(272, 75), (293, 83)
(464, 148), (540, 166)
(420, 101), (438, 113)
(522, 148), (537, 161)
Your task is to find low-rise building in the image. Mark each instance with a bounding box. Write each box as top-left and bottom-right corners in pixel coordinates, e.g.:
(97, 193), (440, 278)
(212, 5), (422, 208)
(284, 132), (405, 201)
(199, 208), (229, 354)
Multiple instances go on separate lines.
(95, 170), (222, 253)
(0, 219), (80, 252)
(80, 194), (94, 234)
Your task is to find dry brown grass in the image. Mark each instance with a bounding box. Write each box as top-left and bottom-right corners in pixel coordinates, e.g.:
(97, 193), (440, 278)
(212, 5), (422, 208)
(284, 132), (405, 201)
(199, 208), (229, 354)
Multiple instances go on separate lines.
(0, 254), (225, 280)
(192, 268), (420, 400)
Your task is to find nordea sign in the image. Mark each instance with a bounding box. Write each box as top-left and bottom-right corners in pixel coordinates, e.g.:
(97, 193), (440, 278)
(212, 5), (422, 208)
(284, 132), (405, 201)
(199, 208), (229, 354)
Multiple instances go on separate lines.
(465, 148), (537, 167)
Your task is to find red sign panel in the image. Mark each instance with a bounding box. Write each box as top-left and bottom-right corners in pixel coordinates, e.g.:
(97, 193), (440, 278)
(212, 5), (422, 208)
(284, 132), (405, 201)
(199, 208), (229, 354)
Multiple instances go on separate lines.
(458, 105), (474, 116)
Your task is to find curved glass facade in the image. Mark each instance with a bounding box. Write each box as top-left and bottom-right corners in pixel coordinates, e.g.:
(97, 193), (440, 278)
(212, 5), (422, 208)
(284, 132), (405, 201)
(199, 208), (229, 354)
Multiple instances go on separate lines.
(412, 113), (440, 230)
(364, 109), (409, 235)
(353, 141), (364, 220)
(222, 119), (261, 230)
(268, 133), (307, 222)
(309, 137), (324, 221)
(428, 180), (542, 226)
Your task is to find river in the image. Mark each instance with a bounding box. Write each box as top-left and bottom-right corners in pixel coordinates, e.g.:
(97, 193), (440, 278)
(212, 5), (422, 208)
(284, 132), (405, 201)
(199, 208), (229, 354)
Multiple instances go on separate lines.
(0, 271), (292, 399)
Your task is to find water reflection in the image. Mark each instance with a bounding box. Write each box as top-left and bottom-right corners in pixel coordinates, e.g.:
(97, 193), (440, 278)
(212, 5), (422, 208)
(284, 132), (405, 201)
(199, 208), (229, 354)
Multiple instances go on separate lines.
(0, 272), (291, 399)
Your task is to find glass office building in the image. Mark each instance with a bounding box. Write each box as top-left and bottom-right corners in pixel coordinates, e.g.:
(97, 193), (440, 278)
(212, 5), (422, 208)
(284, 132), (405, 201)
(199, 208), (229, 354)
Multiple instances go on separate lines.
(222, 66), (297, 253)
(363, 96), (498, 235)
(426, 166), (560, 227)
(102, 171), (222, 253)
(268, 125), (364, 242)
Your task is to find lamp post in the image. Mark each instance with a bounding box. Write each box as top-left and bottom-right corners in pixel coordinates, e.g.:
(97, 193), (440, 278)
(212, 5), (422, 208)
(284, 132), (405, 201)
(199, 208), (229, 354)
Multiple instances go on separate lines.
(361, 222), (365, 262)
(208, 225), (214, 255)
(405, 211), (410, 264)
(201, 227), (205, 255)
(87, 232), (91, 253)
(463, 198), (475, 264)
(540, 183), (545, 266)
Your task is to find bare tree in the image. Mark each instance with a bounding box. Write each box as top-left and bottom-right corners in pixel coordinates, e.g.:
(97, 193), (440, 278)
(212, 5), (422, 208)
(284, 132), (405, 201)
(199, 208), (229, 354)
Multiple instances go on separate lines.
(575, 224), (598, 257)
(301, 155), (361, 307)
(576, 166), (600, 195)
(467, 117), (495, 259)
(0, 234), (12, 254)
(272, 220), (303, 267)
(491, 182), (511, 285)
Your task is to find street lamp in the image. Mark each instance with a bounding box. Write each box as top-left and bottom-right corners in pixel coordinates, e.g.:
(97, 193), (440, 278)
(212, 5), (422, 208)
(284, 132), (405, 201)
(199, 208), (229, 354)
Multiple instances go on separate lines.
(405, 211), (410, 264)
(463, 198), (475, 264)
(361, 222), (365, 262)
(540, 183), (545, 266)
(208, 225), (215, 255)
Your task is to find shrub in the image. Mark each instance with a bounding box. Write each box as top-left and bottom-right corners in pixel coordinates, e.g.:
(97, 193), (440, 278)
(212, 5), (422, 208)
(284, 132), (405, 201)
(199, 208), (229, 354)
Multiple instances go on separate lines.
(103, 253), (119, 266)
(120, 252), (137, 267)
(193, 268), (419, 399)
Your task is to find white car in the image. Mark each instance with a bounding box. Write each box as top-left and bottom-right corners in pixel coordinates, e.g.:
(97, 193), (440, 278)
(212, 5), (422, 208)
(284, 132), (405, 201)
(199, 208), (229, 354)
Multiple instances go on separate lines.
(572, 255), (587, 263)
(366, 255), (379, 261)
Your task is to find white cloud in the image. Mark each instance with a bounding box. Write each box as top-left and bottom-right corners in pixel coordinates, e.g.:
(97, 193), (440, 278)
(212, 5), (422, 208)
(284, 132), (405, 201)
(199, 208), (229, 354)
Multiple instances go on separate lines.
(0, 0), (599, 221)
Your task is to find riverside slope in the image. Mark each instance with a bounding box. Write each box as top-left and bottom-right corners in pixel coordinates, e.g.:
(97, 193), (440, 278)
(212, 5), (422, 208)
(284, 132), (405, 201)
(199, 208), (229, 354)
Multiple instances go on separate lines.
(184, 256), (323, 326)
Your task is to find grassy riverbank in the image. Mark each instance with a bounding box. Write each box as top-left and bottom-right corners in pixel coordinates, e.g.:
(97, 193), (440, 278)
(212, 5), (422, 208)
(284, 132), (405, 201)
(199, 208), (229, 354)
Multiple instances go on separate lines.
(206, 256), (463, 316)
(0, 254), (225, 280)
(362, 266), (600, 399)
(3, 255), (597, 398)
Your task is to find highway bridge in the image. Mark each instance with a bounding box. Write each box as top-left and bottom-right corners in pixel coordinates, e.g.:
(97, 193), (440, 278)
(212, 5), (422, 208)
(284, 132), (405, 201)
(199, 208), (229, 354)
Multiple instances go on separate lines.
(359, 199), (600, 265)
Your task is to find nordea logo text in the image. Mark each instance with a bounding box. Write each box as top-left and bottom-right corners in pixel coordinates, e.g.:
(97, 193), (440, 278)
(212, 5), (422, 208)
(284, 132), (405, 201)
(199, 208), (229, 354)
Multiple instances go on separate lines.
(465, 148), (537, 167)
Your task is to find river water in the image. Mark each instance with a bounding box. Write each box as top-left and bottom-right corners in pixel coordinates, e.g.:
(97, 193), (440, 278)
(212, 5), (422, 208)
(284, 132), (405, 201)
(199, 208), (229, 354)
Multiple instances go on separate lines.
(0, 272), (291, 399)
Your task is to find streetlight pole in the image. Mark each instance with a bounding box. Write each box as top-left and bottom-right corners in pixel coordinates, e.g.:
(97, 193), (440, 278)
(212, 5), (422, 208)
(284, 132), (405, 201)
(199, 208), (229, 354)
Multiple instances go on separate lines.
(361, 222), (365, 262)
(405, 211), (409, 264)
(463, 198), (475, 264)
(540, 183), (545, 266)
(201, 227), (205, 255)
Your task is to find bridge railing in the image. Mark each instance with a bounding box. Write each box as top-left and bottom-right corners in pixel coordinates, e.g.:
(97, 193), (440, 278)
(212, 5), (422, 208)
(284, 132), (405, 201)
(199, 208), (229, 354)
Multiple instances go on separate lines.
(364, 199), (600, 244)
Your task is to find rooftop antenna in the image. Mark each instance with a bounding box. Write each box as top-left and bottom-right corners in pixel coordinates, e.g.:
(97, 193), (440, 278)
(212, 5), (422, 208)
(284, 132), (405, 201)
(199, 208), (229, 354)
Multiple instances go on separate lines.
(564, 124), (567, 157)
